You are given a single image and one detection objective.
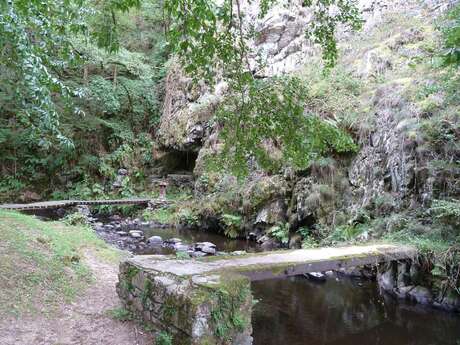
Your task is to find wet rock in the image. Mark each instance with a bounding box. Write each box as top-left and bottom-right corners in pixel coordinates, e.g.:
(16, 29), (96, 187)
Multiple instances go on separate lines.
(195, 242), (217, 255)
(117, 231), (129, 237)
(195, 242), (216, 250)
(190, 251), (207, 258)
(289, 234), (302, 249)
(377, 263), (396, 291)
(94, 225), (105, 232)
(254, 199), (287, 226)
(56, 208), (67, 218)
(231, 251), (247, 256)
(247, 232), (258, 241)
(175, 243), (190, 252)
(303, 272), (327, 283)
(439, 291), (460, 312)
(19, 190), (41, 202)
(397, 261), (411, 288)
(409, 263), (422, 285)
(76, 205), (91, 217)
(200, 246), (216, 255)
(147, 236), (163, 244)
(129, 230), (144, 239)
(257, 235), (270, 244)
(408, 286), (433, 304)
(340, 266), (375, 279)
(395, 285), (415, 298)
(166, 238), (182, 244)
(258, 235), (279, 251)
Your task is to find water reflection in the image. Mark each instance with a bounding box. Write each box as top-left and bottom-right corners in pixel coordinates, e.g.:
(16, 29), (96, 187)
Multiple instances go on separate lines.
(252, 275), (460, 345)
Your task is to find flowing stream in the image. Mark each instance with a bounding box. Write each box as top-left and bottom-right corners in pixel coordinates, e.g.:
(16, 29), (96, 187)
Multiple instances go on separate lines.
(37, 209), (460, 344)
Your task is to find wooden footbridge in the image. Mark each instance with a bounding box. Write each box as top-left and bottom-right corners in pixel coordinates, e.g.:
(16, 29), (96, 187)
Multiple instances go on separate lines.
(0, 198), (167, 211)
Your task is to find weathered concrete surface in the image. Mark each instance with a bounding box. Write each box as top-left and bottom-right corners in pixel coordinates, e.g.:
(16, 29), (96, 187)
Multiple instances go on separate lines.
(128, 244), (416, 281)
(117, 244), (415, 345)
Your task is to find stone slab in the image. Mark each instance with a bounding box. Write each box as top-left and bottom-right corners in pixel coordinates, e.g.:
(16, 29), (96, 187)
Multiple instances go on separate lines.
(127, 244), (416, 281)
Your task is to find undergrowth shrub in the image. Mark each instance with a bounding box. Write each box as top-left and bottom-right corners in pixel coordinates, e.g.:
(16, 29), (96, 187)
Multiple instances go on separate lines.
(431, 199), (460, 229)
(269, 223), (290, 244)
(221, 214), (243, 239)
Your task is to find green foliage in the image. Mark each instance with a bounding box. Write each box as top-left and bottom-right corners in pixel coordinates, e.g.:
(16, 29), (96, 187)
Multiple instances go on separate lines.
(0, 0), (141, 146)
(164, 1), (361, 176)
(106, 307), (133, 321)
(209, 277), (251, 340)
(177, 208), (200, 227)
(175, 251), (191, 260)
(0, 1), (167, 199)
(302, 236), (320, 249)
(269, 223), (290, 245)
(142, 207), (176, 224)
(297, 227), (310, 239)
(304, 0), (364, 68)
(221, 214), (243, 239)
(156, 331), (173, 345)
(297, 226), (319, 248)
(440, 4), (460, 66)
(431, 199), (460, 228)
(63, 212), (90, 226)
(212, 76), (358, 176)
(329, 224), (367, 242)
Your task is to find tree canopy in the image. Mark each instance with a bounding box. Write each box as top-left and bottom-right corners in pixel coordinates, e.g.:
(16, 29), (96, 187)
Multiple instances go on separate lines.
(1, 0), (364, 177)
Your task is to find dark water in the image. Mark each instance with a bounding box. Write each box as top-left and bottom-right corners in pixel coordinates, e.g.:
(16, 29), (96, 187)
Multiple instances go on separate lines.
(252, 275), (460, 345)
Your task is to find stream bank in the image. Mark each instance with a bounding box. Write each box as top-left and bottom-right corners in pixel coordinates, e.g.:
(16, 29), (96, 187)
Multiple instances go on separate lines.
(34, 205), (460, 344)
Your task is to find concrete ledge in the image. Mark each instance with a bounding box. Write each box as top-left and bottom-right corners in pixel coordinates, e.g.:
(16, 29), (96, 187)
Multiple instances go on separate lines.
(126, 244), (416, 281)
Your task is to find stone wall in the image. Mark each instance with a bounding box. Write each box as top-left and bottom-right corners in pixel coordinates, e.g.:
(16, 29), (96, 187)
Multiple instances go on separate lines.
(377, 260), (460, 312)
(116, 257), (253, 345)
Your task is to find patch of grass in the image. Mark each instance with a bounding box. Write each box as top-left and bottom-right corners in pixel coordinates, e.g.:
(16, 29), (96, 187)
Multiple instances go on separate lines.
(0, 210), (122, 317)
(63, 212), (90, 226)
(106, 307), (133, 321)
(175, 251), (191, 260)
(142, 207), (177, 224)
(156, 331), (173, 345)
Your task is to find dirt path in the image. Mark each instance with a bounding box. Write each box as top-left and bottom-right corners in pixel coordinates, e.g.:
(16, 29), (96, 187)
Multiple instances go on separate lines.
(0, 251), (154, 345)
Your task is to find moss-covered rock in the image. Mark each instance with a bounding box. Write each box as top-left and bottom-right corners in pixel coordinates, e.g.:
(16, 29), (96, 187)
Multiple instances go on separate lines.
(117, 259), (252, 345)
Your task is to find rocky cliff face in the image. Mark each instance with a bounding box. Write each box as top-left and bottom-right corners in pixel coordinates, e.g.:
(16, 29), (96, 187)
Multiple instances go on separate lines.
(156, 0), (459, 241)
